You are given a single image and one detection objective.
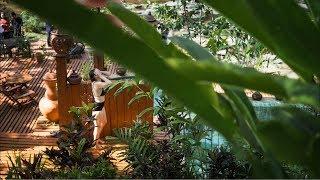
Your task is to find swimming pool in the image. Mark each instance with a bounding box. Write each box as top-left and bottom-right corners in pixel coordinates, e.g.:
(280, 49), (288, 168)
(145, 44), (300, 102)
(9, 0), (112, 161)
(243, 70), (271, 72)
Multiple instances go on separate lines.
(153, 89), (289, 148)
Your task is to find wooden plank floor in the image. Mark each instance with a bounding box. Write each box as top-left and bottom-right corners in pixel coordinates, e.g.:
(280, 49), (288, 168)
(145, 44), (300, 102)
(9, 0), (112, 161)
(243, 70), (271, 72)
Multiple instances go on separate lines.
(0, 130), (165, 177)
(0, 132), (128, 177)
(0, 52), (90, 134)
(0, 41), (128, 177)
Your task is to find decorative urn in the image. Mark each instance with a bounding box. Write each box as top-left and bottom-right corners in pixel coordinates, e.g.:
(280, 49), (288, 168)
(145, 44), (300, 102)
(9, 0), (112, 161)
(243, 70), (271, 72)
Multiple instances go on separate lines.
(51, 30), (74, 55)
(67, 70), (82, 85)
(39, 71), (60, 122)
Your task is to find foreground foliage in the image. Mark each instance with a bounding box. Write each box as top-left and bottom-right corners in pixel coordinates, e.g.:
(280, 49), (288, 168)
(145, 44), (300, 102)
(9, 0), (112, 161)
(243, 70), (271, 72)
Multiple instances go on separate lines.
(114, 120), (194, 179)
(208, 147), (252, 179)
(6, 104), (117, 179)
(6, 153), (50, 179)
(11, 0), (320, 178)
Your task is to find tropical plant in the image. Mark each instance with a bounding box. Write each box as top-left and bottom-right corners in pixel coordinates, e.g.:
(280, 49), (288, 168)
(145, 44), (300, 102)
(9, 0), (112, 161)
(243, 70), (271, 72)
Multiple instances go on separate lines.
(34, 44), (49, 63)
(155, 4), (184, 31)
(155, 1), (277, 68)
(40, 43), (49, 58)
(6, 104), (116, 179)
(44, 103), (96, 169)
(80, 61), (92, 81)
(6, 152), (49, 179)
(154, 0), (212, 40)
(114, 120), (194, 179)
(44, 103), (117, 178)
(116, 89), (218, 178)
(206, 16), (276, 67)
(155, 91), (250, 178)
(12, 0), (320, 178)
(15, 38), (32, 58)
(208, 147), (252, 178)
(55, 150), (117, 179)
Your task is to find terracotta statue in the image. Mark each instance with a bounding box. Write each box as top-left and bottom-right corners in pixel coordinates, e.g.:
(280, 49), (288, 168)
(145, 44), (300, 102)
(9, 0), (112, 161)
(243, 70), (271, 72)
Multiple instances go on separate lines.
(39, 71), (59, 122)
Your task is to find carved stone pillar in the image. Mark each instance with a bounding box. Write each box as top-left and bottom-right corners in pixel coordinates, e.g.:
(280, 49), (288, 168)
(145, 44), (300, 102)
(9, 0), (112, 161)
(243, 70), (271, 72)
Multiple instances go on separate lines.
(51, 31), (74, 127)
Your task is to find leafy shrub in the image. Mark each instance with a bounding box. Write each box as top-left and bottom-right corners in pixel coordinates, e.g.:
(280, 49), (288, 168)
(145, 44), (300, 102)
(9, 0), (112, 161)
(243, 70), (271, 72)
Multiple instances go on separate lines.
(154, 3), (275, 68)
(56, 153), (117, 179)
(45, 104), (116, 178)
(282, 163), (309, 179)
(15, 37), (32, 58)
(7, 104), (117, 179)
(20, 11), (45, 33)
(80, 61), (92, 81)
(155, 92), (214, 178)
(6, 153), (51, 179)
(208, 147), (252, 179)
(114, 120), (194, 179)
(44, 104), (96, 169)
(155, 5), (184, 30)
(205, 16), (275, 67)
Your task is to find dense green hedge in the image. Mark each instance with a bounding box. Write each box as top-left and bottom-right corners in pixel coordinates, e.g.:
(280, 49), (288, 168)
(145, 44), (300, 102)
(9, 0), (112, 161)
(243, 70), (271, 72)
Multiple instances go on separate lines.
(20, 11), (45, 33)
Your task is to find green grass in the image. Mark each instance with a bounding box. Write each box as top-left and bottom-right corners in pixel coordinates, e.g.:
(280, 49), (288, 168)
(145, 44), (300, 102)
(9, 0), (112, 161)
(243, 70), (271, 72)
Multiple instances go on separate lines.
(24, 32), (46, 42)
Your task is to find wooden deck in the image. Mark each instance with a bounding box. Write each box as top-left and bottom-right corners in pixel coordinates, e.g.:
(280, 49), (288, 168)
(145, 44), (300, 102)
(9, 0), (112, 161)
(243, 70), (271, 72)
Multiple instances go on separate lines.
(0, 52), (89, 133)
(0, 45), (89, 176)
(0, 43), (127, 177)
(0, 35), (154, 177)
(0, 130), (166, 177)
(0, 132), (129, 177)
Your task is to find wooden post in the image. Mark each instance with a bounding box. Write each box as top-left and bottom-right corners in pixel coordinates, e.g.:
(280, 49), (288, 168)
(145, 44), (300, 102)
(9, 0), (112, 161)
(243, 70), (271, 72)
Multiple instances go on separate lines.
(55, 55), (69, 126)
(93, 8), (105, 70)
(68, 71), (82, 107)
(93, 51), (104, 70)
(51, 31), (74, 127)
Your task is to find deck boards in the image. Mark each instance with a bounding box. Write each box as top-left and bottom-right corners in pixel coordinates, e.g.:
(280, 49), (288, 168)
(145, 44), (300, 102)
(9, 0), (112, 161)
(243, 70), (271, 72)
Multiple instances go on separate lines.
(0, 45), (127, 177)
(0, 53), (87, 133)
(0, 130), (164, 177)
(0, 49), (90, 177)
(1, 59), (52, 133)
(0, 47), (122, 134)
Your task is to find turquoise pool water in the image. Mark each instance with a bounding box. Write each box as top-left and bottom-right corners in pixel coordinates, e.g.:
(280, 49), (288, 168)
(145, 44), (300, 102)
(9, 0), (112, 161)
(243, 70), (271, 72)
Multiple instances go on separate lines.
(200, 99), (284, 148)
(153, 90), (287, 148)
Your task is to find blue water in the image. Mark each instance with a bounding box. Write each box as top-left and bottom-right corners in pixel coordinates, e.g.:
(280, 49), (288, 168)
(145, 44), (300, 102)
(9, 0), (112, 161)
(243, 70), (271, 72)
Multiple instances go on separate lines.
(153, 89), (285, 148)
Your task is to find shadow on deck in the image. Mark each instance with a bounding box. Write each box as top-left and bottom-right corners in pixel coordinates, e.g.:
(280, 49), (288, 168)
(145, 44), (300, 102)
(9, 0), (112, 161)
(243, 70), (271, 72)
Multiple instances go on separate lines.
(0, 45), (126, 177)
(0, 52), (89, 134)
(0, 49), (90, 176)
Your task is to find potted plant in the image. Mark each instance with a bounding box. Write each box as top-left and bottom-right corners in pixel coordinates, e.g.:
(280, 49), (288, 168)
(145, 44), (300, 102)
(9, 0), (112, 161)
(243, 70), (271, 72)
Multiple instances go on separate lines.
(34, 44), (48, 63)
(34, 51), (45, 62)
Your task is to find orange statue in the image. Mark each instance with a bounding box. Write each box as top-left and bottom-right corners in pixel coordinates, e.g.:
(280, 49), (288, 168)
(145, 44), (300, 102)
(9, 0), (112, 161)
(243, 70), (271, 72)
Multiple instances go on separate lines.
(39, 71), (59, 122)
